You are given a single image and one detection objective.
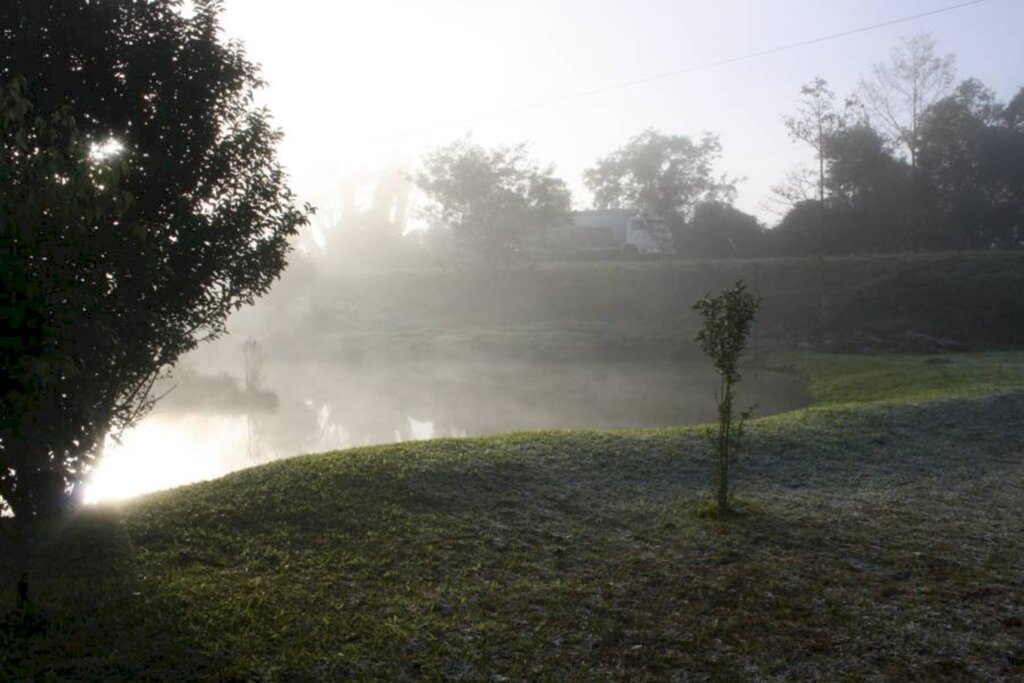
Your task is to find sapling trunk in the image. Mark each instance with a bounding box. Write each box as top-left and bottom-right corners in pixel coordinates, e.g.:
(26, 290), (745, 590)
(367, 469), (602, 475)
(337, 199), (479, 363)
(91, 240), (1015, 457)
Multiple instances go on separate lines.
(12, 511), (31, 617)
(694, 281), (760, 518)
(716, 379), (735, 515)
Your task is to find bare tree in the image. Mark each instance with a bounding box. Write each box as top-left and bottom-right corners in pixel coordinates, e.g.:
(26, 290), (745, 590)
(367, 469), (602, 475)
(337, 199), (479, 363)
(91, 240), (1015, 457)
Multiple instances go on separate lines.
(859, 33), (956, 167)
(783, 77), (849, 252)
(765, 166), (819, 217)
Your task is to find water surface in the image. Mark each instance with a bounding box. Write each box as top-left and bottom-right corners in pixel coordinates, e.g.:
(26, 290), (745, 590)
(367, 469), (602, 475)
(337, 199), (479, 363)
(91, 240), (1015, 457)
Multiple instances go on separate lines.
(85, 358), (807, 502)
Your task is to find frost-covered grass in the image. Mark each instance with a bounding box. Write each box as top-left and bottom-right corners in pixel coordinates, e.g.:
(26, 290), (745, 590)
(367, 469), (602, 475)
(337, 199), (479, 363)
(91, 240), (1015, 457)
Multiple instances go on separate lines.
(2, 352), (1023, 680)
(760, 350), (1024, 405)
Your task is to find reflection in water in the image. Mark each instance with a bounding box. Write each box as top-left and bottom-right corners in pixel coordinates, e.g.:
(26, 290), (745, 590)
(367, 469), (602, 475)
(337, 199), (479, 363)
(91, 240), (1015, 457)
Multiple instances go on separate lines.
(83, 360), (806, 503)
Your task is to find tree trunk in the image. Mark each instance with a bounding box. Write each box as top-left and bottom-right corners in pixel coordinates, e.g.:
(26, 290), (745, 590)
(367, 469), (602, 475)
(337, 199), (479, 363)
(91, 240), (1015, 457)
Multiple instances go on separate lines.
(12, 509), (32, 616)
(716, 380), (733, 516)
(7, 443), (48, 614)
(817, 134), (829, 337)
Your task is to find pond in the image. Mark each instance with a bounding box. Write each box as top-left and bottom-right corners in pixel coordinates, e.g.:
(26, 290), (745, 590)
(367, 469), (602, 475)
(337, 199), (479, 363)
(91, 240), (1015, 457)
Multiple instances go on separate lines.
(83, 358), (807, 503)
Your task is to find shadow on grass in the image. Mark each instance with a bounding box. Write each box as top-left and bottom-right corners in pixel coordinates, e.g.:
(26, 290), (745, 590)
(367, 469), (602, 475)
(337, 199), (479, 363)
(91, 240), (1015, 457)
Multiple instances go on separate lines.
(0, 509), (221, 680)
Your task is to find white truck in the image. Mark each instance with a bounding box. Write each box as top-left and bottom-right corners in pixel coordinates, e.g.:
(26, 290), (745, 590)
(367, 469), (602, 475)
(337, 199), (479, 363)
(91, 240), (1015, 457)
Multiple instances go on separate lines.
(546, 209), (674, 257)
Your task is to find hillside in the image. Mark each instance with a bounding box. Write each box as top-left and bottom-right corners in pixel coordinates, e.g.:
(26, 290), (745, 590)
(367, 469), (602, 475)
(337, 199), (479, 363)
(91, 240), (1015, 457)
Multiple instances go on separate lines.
(3, 352), (1023, 680)
(247, 251), (1024, 363)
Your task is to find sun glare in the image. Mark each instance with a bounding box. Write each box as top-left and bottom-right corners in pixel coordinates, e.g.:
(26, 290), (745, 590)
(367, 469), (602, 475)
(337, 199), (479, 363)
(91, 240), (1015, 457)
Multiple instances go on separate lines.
(83, 414), (250, 504)
(89, 137), (124, 160)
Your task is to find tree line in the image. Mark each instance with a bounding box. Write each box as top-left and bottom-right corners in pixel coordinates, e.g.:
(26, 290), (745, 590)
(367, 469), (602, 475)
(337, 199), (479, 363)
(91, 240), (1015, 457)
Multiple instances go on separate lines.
(413, 33), (1023, 262)
(774, 34), (1023, 256)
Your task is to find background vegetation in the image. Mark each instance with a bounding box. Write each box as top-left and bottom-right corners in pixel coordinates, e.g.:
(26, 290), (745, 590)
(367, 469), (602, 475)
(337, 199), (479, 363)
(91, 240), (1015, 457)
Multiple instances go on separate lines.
(312, 32), (1022, 267)
(246, 251), (1024, 367)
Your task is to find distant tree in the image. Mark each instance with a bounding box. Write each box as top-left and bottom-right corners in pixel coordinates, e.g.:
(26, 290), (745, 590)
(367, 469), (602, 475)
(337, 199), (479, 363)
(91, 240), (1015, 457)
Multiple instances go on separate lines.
(767, 167), (819, 216)
(783, 77), (851, 255)
(773, 77), (1024, 256)
(322, 167), (419, 271)
(686, 201), (764, 259)
(414, 138), (571, 264)
(768, 200), (844, 257)
(826, 124), (902, 202)
(1, 2), (310, 526)
(694, 281), (760, 517)
(583, 128), (734, 247)
(917, 80), (1024, 249)
(1003, 87), (1024, 131)
(824, 124), (913, 252)
(858, 33), (956, 168)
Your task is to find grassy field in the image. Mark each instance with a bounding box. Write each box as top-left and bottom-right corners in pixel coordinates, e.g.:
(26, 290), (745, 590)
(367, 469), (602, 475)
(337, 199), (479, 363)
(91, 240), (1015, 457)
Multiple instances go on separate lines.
(762, 350), (1024, 404)
(2, 351), (1022, 680)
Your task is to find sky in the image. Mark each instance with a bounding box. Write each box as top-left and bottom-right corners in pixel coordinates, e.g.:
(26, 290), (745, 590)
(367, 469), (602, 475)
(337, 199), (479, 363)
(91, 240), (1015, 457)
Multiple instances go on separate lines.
(216, 0), (1023, 227)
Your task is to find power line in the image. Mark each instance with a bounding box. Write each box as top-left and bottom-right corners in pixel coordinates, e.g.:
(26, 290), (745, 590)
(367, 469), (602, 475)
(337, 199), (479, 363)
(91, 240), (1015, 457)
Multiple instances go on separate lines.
(387, 0), (986, 142)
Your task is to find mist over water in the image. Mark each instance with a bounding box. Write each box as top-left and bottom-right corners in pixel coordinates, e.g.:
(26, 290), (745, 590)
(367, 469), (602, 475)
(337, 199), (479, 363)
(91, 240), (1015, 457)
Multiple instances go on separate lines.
(84, 350), (807, 503)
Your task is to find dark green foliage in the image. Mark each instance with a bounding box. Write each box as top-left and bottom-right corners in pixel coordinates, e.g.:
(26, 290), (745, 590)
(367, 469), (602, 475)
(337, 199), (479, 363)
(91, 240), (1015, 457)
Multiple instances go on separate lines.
(0, 78), (133, 521)
(0, 1), (312, 520)
(917, 80), (1024, 250)
(414, 138), (571, 263)
(694, 281), (761, 515)
(824, 124), (914, 252)
(685, 201), (765, 258)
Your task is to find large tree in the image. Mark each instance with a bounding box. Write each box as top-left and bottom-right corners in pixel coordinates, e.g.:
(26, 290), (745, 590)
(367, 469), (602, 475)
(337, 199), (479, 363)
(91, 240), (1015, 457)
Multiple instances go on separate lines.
(1, 0), (311, 523)
(823, 123), (913, 253)
(414, 138), (571, 263)
(583, 128), (734, 238)
(917, 80), (1024, 250)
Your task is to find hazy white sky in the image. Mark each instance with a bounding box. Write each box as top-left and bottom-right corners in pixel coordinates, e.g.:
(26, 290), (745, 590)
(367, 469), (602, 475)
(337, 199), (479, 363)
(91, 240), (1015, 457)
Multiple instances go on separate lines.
(217, 0), (1022, 225)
